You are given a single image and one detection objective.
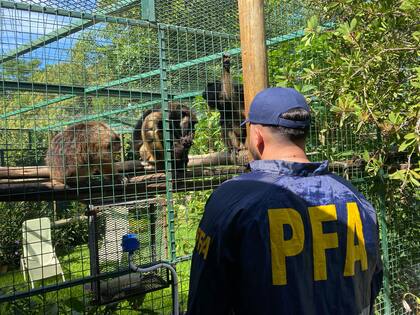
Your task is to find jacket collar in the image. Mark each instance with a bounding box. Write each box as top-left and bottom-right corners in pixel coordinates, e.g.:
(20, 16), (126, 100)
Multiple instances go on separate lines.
(249, 160), (329, 176)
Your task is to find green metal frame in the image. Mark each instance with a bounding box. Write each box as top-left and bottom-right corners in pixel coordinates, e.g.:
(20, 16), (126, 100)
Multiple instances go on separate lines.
(378, 179), (391, 315)
(1, 27), (318, 125)
(0, 70), (157, 119)
(141, 0), (155, 21)
(2, 0), (323, 123)
(1, 80), (166, 99)
(157, 25), (177, 262)
(0, 0), (237, 55)
(35, 91), (202, 131)
(0, 0), (242, 121)
(376, 126), (392, 315)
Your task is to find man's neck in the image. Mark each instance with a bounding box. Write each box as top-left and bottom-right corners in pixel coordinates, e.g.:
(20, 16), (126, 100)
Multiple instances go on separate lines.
(260, 144), (310, 163)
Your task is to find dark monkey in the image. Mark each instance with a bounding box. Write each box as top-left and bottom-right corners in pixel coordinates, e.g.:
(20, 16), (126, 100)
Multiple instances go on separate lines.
(202, 54), (247, 153)
(46, 121), (122, 185)
(132, 103), (197, 171)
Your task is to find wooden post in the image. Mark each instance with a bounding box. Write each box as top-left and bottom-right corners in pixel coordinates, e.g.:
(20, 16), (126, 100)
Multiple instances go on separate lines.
(238, 0), (268, 158)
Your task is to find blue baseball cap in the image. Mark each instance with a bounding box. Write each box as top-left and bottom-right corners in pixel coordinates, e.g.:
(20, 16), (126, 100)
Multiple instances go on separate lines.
(242, 87), (310, 128)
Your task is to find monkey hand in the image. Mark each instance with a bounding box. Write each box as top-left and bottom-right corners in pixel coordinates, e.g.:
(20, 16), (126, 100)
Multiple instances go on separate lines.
(180, 135), (194, 148)
(222, 53), (231, 70)
(106, 174), (129, 186)
(120, 176), (129, 186)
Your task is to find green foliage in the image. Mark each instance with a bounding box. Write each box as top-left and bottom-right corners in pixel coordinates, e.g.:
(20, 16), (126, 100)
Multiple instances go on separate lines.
(0, 201), (88, 267)
(0, 292), (54, 315)
(190, 97), (225, 155)
(100, 25), (158, 78)
(52, 202), (89, 254)
(0, 202), (49, 266)
(1, 59), (42, 81)
(269, 0), (419, 187)
(174, 190), (212, 256)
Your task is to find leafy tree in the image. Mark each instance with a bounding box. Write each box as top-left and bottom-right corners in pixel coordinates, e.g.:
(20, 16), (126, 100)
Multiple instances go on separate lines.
(270, 0), (419, 187)
(1, 59), (41, 81)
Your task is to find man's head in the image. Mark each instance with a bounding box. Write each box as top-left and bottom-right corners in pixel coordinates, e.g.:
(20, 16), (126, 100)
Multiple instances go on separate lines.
(243, 88), (311, 161)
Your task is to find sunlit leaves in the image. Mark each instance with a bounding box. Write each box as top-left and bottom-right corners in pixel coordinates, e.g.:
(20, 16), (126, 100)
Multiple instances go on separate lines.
(389, 163), (420, 187)
(336, 18), (359, 44)
(400, 0), (420, 11)
(399, 133), (418, 152)
(273, 0), (419, 185)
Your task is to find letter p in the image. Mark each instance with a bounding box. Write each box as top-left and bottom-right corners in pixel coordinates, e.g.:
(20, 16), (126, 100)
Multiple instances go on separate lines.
(268, 208), (305, 285)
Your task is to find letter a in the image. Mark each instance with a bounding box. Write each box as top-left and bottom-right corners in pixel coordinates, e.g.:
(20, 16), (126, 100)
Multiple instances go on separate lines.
(344, 202), (368, 276)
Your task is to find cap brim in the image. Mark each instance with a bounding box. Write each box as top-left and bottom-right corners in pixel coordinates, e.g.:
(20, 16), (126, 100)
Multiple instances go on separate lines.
(240, 119), (249, 127)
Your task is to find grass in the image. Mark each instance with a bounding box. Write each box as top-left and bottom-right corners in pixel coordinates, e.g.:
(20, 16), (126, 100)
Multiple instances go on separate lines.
(0, 244), (92, 314)
(0, 244), (186, 314)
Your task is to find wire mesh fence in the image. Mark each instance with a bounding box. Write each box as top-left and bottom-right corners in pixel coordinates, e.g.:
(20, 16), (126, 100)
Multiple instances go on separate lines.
(0, 0), (418, 314)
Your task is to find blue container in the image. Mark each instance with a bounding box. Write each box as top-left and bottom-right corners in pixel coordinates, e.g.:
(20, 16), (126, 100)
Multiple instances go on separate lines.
(121, 233), (140, 253)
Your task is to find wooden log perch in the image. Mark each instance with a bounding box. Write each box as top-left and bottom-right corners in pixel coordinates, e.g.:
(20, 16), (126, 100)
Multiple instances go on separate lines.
(0, 175), (234, 203)
(0, 178), (50, 184)
(0, 161), (146, 179)
(0, 152), (244, 179)
(1, 148), (407, 203)
(0, 162), (246, 202)
(187, 152), (232, 167)
(52, 215), (88, 227)
(0, 166), (50, 178)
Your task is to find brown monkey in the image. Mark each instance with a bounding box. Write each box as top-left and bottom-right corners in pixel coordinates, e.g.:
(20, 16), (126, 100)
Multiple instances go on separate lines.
(46, 121), (122, 185)
(132, 103), (197, 171)
(202, 54), (247, 153)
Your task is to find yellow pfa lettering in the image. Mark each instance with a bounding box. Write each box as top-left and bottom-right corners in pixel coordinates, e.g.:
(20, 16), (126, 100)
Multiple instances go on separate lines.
(268, 208), (305, 285)
(308, 205), (339, 281)
(269, 202), (368, 284)
(195, 227), (211, 260)
(344, 202), (368, 276)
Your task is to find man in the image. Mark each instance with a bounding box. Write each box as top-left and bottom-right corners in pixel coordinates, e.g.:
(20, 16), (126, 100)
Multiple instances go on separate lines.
(187, 87), (383, 315)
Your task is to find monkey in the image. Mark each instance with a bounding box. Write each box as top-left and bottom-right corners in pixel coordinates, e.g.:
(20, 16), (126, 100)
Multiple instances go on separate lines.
(45, 121), (123, 186)
(202, 54), (247, 153)
(132, 103), (197, 171)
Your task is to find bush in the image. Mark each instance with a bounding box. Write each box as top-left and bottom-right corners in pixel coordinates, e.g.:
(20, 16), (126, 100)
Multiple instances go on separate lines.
(0, 201), (88, 267)
(269, 0), (419, 186)
(0, 202), (49, 266)
(52, 202), (89, 254)
(190, 96), (226, 155)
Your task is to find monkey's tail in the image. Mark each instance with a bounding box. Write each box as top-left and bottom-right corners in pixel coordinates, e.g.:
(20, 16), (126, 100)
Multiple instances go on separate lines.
(131, 109), (155, 159)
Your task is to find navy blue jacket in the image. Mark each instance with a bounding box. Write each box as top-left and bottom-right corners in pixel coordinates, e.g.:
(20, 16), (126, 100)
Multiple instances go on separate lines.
(187, 160), (382, 315)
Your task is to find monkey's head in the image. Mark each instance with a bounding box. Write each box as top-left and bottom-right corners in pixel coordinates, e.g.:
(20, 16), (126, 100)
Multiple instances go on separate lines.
(168, 103), (197, 139)
(111, 132), (122, 153)
(180, 107), (197, 138)
(100, 131), (121, 162)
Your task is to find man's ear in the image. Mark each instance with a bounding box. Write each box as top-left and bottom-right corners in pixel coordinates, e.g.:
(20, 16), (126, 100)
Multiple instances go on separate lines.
(254, 126), (264, 155)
